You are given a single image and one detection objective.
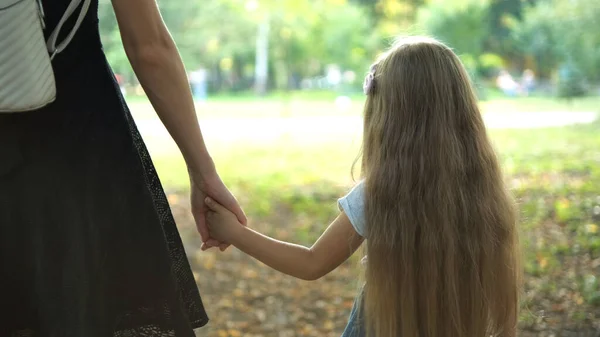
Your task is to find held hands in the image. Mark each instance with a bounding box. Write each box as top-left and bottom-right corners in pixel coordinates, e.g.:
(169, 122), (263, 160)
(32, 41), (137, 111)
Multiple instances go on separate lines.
(190, 170), (246, 251)
(204, 197), (245, 244)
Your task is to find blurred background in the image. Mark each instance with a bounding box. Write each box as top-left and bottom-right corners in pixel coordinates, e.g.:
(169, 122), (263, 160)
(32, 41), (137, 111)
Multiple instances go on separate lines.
(98, 0), (600, 336)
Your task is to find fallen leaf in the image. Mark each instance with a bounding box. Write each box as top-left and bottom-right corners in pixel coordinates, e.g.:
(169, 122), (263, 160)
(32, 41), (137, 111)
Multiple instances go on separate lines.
(228, 329), (242, 337)
(537, 255), (548, 270)
(324, 320), (335, 330)
(203, 253), (216, 270)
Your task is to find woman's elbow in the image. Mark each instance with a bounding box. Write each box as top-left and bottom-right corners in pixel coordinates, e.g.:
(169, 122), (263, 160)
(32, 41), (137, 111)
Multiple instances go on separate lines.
(125, 38), (175, 67)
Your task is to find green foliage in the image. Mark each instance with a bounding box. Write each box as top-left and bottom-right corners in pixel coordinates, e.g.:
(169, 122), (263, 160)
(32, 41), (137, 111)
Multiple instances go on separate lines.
(311, 3), (377, 75)
(487, 0), (523, 44)
(268, 1), (377, 83)
(98, 0), (600, 95)
(513, 0), (600, 82)
(510, 1), (559, 78)
(98, 0), (378, 92)
(416, 0), (490, 59)
(415, 0), (498, 98)
(557, 62), (588, 99)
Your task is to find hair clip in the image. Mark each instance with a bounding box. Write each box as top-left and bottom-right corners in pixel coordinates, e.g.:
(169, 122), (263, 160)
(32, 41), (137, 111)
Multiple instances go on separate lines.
(363, 63), (377, 95)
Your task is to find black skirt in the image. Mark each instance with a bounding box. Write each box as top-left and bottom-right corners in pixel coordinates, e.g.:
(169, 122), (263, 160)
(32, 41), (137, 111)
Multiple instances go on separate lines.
(0, 1), (208, 336)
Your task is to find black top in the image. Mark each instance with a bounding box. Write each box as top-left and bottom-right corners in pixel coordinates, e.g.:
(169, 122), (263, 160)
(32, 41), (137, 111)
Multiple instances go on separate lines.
(0, 1), (208, 336)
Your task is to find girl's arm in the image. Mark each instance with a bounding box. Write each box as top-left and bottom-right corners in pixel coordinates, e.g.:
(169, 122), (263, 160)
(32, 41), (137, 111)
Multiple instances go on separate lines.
(205, 197), (364, 281)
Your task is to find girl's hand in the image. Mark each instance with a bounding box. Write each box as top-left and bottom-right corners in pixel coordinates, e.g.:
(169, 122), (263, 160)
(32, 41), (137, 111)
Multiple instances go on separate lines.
(190, 171), (247, 251)
(204, 197), (245, 244)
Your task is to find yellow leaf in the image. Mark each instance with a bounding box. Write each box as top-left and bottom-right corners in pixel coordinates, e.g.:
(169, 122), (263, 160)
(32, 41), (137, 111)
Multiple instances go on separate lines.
(228, 330), (242, 337)
(558, 198), (570, 208)
(218, 298), (234, 308)
(194, 251), (203, 265)
(324, 320), (335, 330)
(217, 330), (228, 337)
(343, 300), (354, 309)
(586, 224), (598, 234)
(538, 256), (548, 270)
(233, 288), (244, 297)
(243, 269), (258, 279)
(220, 58), (233, 71)
(203, 253), (216, 270)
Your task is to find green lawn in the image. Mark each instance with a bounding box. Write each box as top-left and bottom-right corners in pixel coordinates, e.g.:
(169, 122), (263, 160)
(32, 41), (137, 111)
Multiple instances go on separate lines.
(153, 118), (599, 191)
(127, 91), (600, 120)
(480, 95), (600, 114)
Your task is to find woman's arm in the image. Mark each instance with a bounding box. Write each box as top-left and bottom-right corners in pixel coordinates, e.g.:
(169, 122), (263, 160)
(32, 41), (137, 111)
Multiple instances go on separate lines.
(205, 197), (364, 281)
(111, 0), (209, 175)
(110, 0), (247, 250)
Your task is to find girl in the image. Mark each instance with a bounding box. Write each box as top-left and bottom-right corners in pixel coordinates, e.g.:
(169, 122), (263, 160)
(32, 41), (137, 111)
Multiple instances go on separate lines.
(204, 36), (521, 337)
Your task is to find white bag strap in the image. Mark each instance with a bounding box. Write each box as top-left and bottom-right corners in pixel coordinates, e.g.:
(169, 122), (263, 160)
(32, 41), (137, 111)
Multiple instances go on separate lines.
(44, 0), (92, 60)
(36, 0), (46, 29)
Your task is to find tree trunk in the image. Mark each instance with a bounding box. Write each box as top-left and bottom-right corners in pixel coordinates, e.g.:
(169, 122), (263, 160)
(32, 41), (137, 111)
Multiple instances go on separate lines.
(254, 15), (270, 96)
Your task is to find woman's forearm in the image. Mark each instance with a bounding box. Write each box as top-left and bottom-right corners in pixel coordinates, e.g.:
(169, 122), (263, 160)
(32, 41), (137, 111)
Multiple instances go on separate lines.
(230, 226), (319, 281)
(126, 39), (214, 176)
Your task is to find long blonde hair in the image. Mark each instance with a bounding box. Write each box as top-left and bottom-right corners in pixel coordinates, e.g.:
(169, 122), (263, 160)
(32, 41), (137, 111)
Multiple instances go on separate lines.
(360, 36), (521, 337)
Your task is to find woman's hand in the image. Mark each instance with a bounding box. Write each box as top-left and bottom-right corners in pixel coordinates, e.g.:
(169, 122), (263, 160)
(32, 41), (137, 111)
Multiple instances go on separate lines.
(204, 197), (244, 244)
(190, 170), (246, 251)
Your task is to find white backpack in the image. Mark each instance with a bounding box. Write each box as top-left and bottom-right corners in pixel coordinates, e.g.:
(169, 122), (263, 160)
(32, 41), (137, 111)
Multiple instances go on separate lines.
(0, 0), (91, 113)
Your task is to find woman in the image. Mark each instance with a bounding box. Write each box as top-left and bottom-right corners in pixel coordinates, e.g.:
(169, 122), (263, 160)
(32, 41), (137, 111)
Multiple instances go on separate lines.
(0, 0), (245, 336)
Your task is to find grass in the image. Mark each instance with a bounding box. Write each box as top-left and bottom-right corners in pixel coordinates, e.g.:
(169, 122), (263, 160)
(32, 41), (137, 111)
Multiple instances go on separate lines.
(480, 94), (600, 114)
(126, 90), (600, 120)
(152, 118), (599, 191)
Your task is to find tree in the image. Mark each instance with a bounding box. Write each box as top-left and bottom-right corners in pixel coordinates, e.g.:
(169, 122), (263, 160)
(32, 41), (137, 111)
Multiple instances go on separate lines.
(417, 0), (490, 60)
(513, 0), (600, 84)
(510, 0), (560, 79)
(486, 0), (525, 58)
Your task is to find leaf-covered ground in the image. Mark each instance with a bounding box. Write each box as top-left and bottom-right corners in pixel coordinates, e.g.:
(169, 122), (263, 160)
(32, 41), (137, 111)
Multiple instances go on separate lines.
(170, 196), (360, 337)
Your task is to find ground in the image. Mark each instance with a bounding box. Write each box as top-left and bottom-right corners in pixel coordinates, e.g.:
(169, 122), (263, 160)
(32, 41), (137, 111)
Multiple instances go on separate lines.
(127, 93), (600, 337)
